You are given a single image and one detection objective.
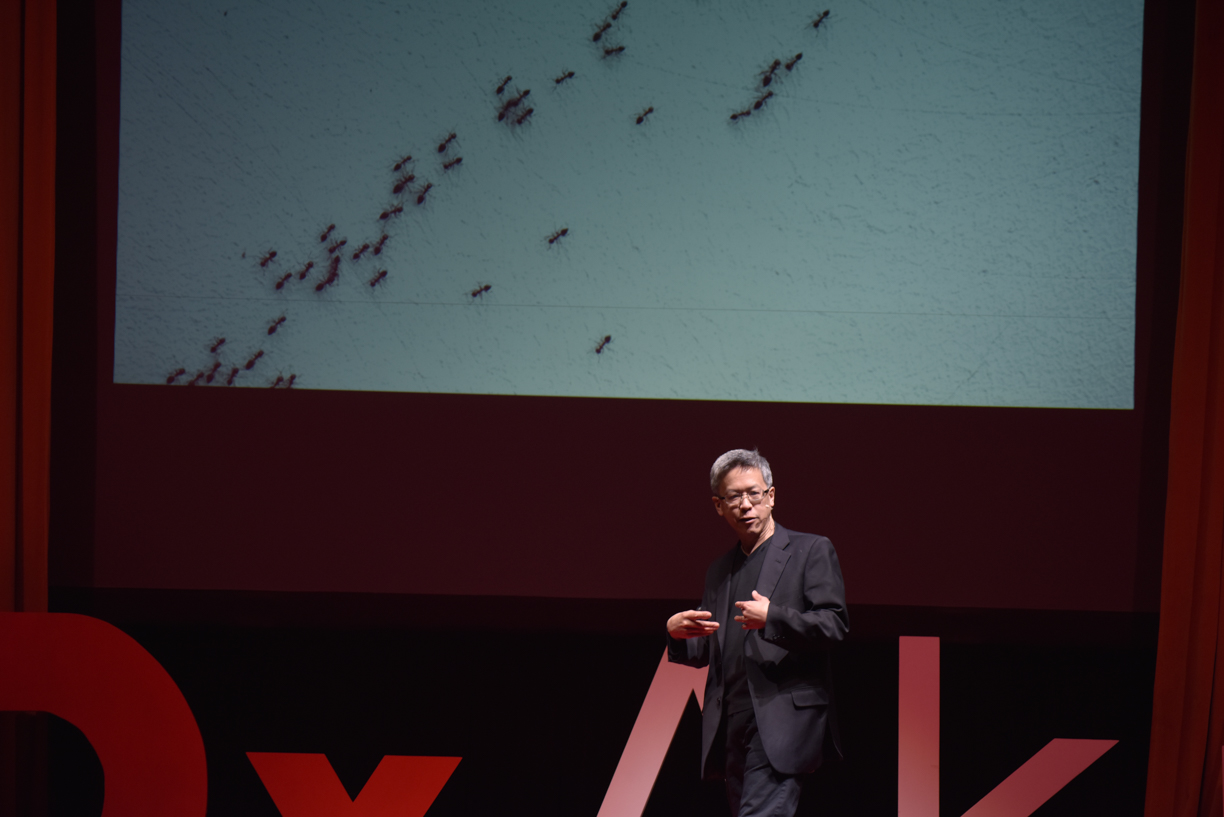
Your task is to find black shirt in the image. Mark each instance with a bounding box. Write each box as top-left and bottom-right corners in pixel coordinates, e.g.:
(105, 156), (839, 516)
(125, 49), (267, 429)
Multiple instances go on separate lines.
(723, 535), (772, 713)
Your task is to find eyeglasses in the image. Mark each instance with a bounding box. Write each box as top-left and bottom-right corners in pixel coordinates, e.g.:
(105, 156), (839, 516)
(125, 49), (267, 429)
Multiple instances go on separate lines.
(716, 488), (770, 506)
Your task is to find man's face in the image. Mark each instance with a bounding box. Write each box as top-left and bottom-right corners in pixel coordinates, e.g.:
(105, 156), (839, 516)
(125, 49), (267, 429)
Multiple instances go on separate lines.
(712, 466), (775, 542)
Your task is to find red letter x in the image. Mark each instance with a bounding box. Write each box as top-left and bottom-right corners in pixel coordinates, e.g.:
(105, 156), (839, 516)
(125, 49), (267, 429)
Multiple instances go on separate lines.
(248, 753), (460, 817)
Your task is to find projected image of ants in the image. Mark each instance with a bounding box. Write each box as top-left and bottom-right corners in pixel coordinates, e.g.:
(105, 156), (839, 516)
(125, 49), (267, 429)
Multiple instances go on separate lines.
(547, 228), (569, 245)
(470, 283), (492, 300)
(595, 335), (612, 355)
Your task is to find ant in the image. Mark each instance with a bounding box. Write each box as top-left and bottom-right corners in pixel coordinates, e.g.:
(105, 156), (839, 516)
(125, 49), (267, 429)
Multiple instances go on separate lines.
(284, 374), (296, 389)
(470, 283), (492, 299)
(271, 375), (284, 388)
(548, 227), (569, 244)
(730, 107), (753, 121)
(812, 10), (829, 30)
(753, 90), (774, 110)
(496, 75), (512, 95)
(204, 361), (223, 384)
(635, 106), (654, 124)
(554, 70), (575, 85)
(267, 316), (287, 335)
(352, 243), (371, 261)
(610, 1), (627, 20)
(498, 89), (530, 121)
(592, 21), (612, 42)
(187, 371), (206, 386)
(761, 59), (782, 87)
(603, 45), (625, 58)
(328, 238), (348, 255)
(259, 250), (278, 268)
(209, 337), (226, 354)
(373, 234), (389, 255)
(595, 335), (612, 354)
(392, 155), (413, 172)
(437, 132), (457, 153)
(416, 182), (434, 205)
(379, 204), (404, 220)
(319, 224), (336, 242)
(244, 350), (264, 370)
(315, 258), (340, 292)
(515, 107), (534, 126)
(369, 269), (388, 287)
(392, 173), (416, 195)
(296, 261), (314, 280)
(225, 367), (239, 386)
(785, 52), (803, 71)
(443, 157), (463, 171)
(275, 272), (293, 290)
(166, 367), (186, 385)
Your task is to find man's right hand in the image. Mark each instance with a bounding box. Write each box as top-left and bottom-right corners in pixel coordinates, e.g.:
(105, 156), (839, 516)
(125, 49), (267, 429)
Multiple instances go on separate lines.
(667, 609), (720, 639)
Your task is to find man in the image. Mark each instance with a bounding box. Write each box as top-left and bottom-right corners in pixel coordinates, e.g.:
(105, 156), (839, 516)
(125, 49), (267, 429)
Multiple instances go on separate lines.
(666, 449), (848, 817)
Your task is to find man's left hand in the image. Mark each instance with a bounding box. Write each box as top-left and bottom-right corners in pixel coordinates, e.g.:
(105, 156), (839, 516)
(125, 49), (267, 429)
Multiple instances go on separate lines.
(734, 590), (769, 629)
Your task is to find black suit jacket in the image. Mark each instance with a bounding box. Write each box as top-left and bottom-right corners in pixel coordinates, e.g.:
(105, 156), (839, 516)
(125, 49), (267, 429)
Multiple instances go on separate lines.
(667, 524), (848, 778)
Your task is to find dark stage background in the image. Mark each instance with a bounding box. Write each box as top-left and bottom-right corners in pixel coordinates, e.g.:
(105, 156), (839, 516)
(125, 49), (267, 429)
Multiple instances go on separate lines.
(43, 0), (1196, 814)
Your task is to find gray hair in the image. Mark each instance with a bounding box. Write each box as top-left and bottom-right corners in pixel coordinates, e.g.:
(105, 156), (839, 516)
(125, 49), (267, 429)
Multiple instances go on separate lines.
(709, 448), (773, 495)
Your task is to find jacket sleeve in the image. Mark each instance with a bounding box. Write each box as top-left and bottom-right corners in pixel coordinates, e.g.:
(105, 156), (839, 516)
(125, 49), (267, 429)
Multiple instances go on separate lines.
(667, 629), (711, 668)
(761, 536), (849, 652)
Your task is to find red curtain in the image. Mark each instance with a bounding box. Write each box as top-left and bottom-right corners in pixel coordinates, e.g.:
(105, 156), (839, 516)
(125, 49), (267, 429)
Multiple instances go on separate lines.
(0, 0), (55, 616)
(1144, 0), (1224, 813)
(1, 2), (57, 814)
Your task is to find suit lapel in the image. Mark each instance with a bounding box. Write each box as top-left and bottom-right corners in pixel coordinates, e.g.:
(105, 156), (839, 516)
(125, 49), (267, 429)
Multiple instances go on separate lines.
(756, 525), (791, 599)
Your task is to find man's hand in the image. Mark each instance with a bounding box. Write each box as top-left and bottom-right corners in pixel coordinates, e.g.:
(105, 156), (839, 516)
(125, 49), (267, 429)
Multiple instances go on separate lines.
(668, 609), (720, 639)
(735, 590), (770, 629)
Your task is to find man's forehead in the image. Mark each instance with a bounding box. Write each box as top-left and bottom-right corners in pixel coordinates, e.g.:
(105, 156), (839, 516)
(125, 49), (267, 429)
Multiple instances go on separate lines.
(719, 467), (767, 490)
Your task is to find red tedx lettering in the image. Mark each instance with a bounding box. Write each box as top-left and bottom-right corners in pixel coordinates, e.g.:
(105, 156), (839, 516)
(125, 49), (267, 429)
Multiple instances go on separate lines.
(898, 636), (1117, 817)
(598, 639), (1118, 817)
(0, 613), (208, 817)
(598, 651), (707, 817)
(247, 753), (461, 817)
